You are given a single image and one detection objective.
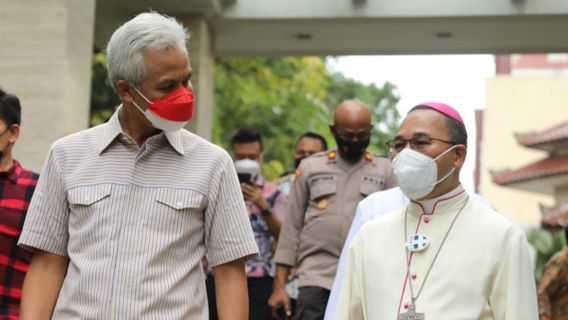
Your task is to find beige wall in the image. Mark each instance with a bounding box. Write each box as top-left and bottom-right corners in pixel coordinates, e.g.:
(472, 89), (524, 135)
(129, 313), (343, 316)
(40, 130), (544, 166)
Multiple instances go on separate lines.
(481, 77), (568, 224)
(0, 0), (96, 172)
(556, 186), (568, 204)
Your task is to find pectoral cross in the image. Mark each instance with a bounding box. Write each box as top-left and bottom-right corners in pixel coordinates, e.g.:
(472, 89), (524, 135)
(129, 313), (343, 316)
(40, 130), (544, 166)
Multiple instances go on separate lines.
(397, 303), (425, 320)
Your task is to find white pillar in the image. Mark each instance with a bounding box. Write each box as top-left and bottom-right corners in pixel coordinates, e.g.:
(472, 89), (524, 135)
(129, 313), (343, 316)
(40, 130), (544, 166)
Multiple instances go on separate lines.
(183, 15), (215, 141)
(0, 0), (96, 172)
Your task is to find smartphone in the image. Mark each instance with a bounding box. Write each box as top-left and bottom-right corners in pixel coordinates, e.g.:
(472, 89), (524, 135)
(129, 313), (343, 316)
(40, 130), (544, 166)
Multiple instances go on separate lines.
(237, 172), (253, 184)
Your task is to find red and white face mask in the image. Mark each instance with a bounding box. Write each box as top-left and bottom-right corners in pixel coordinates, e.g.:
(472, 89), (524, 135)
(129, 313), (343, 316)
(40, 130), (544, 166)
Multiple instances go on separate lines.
(132, 86), (194, 133)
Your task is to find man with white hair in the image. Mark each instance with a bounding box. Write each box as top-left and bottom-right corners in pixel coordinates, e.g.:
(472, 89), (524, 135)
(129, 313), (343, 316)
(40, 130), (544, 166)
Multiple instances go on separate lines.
(18, 12), (258, 319)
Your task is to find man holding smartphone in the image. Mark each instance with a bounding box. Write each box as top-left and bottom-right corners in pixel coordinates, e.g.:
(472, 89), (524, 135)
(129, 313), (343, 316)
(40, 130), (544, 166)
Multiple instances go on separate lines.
(207, 128), (286, 320)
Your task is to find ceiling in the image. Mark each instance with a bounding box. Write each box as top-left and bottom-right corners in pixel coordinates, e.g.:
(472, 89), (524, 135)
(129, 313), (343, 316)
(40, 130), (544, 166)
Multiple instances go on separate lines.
(94, 0), (568, 56)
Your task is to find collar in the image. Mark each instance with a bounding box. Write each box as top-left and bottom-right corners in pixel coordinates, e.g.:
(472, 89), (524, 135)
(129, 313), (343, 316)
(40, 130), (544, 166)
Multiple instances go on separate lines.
(97, 105), (184, 155)
(408, 184), (468, 217)
(0, 160), (21, 183)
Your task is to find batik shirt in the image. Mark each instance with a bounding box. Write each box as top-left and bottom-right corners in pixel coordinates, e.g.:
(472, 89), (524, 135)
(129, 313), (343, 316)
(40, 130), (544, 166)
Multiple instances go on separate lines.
(246, 176), (286, 278)
(538, 246), (568, 320)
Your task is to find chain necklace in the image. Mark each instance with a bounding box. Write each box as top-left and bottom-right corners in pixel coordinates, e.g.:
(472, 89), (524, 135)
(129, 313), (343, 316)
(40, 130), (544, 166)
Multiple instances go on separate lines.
(398, 197), (469, 320)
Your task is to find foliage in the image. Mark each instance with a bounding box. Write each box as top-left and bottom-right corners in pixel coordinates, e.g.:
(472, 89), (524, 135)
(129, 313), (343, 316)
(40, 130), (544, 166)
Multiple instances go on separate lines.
(89, 54), (402, 181)
(213, 57), (332, 180)
(326, 72), (400, 155)
(214, 57), (401, 180)
(90, 52), (120, 126)
(525, 227), (566, 285)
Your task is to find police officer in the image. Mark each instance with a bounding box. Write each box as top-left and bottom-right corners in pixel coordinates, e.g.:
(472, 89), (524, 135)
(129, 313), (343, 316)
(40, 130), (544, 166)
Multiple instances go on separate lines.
(269, 100), (397, 320)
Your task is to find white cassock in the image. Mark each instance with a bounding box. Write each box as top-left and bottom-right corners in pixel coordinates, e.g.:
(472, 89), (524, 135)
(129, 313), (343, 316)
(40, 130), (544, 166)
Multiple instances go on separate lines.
(325, 187), (492, 320)
(333, 185), (538, 320)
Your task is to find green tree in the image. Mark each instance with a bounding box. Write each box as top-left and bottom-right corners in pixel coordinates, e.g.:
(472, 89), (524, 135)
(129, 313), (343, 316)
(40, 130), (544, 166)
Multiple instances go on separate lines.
(213, 57), (332, 179)
(326, 72), (400, 155)
(214, 57), (401, 180)
(526, 227), (566, 285)
(90, 52), (120, 126)
(90, 54), (402, 180)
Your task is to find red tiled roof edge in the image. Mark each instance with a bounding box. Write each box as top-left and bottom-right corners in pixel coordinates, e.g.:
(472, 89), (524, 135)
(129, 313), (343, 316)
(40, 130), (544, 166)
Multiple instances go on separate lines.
(517, 120), (568, 147)
(492, 155), (568, 185)
(542, 203), (568, 228)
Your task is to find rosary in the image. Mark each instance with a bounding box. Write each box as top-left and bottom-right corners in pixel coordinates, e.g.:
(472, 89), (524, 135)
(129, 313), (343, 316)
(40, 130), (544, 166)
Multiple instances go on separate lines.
(397, 198), (468, 320)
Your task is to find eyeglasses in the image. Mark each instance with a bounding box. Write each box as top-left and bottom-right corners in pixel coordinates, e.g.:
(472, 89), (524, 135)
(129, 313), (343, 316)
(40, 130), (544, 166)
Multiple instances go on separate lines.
(385, 136), (457, 153)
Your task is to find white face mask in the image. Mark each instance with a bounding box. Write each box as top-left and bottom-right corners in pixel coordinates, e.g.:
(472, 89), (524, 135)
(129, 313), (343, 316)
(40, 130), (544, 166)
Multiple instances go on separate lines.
(392, 145), (457, 200)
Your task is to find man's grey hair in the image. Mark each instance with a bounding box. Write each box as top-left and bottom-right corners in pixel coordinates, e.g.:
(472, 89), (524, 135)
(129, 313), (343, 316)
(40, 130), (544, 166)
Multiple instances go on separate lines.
(106, 12), (190, 90)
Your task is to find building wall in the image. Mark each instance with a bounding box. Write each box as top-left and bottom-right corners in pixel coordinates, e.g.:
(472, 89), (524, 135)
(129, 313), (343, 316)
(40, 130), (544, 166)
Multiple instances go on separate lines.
(481, 77), (568, 224)
(556, 185), (568, 204)
(0, 0), (95, 172)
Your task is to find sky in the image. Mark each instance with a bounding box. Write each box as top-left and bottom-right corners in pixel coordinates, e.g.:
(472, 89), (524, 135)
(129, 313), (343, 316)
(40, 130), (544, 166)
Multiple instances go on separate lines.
(330, 55), (496, 191)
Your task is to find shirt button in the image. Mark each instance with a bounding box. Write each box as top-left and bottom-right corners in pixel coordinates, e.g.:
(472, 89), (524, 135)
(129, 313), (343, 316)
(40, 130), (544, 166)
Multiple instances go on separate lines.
(404, 303), (409, 309)
(424, 217), (431, 223)
(411, 273), (417, 280)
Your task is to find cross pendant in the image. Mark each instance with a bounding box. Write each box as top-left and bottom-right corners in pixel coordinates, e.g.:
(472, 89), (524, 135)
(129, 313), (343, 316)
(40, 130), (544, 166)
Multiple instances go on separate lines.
(397, 303), (425, 320)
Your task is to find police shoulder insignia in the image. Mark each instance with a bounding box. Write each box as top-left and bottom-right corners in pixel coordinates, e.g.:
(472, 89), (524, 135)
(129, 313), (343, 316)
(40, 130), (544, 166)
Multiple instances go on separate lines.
(364, 151), (373, 163)
(327, 150), (337, 160)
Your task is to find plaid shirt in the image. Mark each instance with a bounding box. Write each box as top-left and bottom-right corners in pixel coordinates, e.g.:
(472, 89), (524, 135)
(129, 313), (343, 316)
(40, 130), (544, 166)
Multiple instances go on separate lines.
(0, 160), (38, 319)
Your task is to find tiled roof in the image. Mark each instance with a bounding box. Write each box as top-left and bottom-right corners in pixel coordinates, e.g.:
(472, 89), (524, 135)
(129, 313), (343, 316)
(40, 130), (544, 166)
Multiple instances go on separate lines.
(542, 203), (568, 228)
(517, 121), (568, 147)
(512, 54), (568, 68)
(492, 156), (568, 185)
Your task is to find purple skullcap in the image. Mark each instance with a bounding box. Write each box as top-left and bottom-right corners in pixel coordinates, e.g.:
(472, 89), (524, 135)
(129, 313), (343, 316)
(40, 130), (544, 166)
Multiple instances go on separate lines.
(411, 102), (464, 126)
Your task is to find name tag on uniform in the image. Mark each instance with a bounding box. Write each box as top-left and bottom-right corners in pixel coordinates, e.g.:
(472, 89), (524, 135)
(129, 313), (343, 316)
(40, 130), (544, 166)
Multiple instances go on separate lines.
(362, 175), (384, 188)
(308, 175), (336, 185)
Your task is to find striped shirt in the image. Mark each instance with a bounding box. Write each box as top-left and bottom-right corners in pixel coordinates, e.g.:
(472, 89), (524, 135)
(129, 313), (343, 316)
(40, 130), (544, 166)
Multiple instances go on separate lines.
(18, 108), (258, 319)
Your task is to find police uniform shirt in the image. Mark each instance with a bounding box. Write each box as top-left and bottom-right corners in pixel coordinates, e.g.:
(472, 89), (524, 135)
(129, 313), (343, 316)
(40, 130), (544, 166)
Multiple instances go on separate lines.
(274, 149), (396, 290)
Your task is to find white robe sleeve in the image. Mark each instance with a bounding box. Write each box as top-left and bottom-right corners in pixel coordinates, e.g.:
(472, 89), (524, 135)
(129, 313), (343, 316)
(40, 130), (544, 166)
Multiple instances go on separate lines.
(326, 203), (366, 320)
(489, 228), (538, 320)
(335, 233), (365, 320)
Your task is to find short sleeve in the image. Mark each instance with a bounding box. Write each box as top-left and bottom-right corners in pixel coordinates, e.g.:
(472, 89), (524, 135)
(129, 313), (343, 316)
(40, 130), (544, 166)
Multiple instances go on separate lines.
(18, 146), (69, 256)
(204, 154), (258, 267)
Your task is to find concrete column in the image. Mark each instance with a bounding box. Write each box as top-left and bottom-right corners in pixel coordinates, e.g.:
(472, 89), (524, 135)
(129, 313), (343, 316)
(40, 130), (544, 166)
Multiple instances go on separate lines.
(182, 15), (215, 141)
(0, 0), (96, 172)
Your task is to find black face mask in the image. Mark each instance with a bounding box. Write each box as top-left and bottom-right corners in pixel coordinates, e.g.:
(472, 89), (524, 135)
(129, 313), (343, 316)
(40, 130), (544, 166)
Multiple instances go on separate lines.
(335, 136), (370, 163)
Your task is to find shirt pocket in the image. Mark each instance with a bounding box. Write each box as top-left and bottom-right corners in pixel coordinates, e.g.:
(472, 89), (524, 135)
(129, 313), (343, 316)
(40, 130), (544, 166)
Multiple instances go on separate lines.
(155, 189), (206, 211)
(67, 184), (113, 235)
(360, 175), (385, 197)
(306, 180), (337, 219)
(68, 184), (112, 210)
(151, 189), (207, 233)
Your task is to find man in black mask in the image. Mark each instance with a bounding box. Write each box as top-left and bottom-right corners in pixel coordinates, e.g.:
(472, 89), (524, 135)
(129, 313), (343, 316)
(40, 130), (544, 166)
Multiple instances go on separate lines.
(330, 101), (372, 163)
(278, 132), (328, 198)
(269, 100), (397, 320)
